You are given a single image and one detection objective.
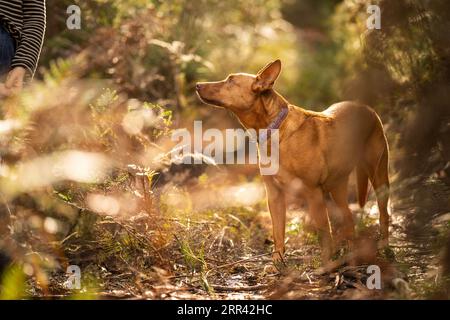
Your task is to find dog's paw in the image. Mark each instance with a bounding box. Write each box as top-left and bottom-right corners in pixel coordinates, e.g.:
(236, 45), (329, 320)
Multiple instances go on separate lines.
(271, 251), (288, 273)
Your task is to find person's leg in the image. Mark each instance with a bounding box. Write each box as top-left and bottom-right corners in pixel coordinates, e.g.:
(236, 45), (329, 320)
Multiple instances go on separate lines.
(0, 25), (16, 78)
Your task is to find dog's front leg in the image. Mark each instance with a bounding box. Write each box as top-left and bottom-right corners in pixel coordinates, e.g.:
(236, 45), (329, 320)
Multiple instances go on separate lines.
(263, 177), (286, 264)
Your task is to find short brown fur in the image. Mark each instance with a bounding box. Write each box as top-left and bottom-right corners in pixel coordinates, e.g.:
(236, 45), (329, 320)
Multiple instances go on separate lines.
(196, 60), (390, 264)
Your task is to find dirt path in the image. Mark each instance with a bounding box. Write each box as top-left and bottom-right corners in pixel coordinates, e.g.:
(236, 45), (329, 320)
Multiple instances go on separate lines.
(30, 199), (439, 300)
(157, 202), (437, 300)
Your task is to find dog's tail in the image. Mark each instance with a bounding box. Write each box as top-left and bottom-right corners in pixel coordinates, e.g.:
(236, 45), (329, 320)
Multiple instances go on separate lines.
(356, 163), (369, 208)
(356, 109), (389, 209)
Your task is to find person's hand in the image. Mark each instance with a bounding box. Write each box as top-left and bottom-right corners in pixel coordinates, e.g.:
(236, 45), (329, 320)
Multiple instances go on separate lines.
(0, 67), (27, 97)
(0, 83), (9, 98)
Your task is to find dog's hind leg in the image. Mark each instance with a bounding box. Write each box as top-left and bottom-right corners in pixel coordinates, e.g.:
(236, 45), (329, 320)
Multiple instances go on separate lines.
(306, 187), (333, 264)
(356, 164), (369, 208)
(330, 177), (355, 246)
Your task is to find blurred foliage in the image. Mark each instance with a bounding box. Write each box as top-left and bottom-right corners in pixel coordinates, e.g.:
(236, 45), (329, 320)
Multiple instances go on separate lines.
(0, 265), (26, 299)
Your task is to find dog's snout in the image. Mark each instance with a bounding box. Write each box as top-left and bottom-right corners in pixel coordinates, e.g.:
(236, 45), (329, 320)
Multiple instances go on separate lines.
(196, 83), (202, 91)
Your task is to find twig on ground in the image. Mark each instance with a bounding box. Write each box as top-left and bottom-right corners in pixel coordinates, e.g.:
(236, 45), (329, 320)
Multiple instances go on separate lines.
(211, 253), (272, 271)
(210, 284), (269, 292)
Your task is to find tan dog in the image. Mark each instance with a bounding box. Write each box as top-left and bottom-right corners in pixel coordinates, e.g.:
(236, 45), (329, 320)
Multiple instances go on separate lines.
(196, 60), (389, 264)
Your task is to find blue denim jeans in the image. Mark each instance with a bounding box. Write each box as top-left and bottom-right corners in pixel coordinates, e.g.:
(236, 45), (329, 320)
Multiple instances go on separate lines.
(0, 25), (15, 77)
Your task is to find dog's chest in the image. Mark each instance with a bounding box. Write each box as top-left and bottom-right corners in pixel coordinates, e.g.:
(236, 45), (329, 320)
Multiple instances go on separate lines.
(272, 170), (308, 196)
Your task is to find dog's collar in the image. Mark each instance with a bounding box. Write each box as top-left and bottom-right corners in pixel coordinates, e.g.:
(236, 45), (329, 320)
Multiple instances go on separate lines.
(258, 107), (289, 143)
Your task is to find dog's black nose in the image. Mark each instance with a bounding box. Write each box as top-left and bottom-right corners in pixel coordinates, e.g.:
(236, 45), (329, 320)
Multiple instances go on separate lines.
(196, 84), (201, 91)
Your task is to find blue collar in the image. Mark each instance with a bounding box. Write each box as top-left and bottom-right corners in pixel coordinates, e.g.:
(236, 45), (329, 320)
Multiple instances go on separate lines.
(259, 107), (289, 143)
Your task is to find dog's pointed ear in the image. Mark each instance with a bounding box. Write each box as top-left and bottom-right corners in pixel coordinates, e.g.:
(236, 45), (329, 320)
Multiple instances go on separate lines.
(252, 59), (282, 92)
